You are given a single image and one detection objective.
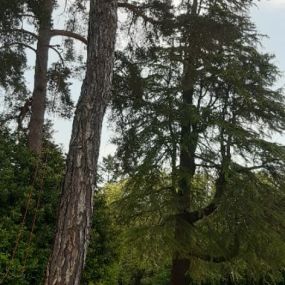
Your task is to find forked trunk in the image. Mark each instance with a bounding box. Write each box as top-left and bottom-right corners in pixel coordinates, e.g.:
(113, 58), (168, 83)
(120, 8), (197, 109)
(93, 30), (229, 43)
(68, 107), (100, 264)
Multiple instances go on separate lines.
(27, 0), (53, 154)
(44, 0), (118, 284)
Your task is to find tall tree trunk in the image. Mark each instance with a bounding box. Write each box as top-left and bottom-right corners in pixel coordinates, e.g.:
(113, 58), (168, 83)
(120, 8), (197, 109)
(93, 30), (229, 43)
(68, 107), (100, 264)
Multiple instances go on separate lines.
(171, 2), (199, 282)
(44, 0), (118, 284)
(27, 0), (53, 154)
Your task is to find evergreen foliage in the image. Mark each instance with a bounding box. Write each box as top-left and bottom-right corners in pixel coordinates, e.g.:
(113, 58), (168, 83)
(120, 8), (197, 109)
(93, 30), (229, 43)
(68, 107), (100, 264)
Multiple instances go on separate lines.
(110, 0), (285, 283)
(0, 128), (64, 284)
(0, 127), (121, 285)
(0, 0), (87, 131)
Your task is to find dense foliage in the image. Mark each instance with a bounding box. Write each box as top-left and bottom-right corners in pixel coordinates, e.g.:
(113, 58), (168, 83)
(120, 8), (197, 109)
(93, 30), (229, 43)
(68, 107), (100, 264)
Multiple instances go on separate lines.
(0, 129), (64, 284)
(0, 130), (285, 284)
(109, 0), (285, 283)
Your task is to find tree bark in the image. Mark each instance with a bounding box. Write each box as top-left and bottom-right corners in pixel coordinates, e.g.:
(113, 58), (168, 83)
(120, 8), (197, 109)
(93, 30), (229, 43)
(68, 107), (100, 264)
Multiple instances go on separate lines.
(44, 0), (118, 284)
(27, 0), (53, 154)
(50, 29), (87, 45)
(171, 258), (191, 285)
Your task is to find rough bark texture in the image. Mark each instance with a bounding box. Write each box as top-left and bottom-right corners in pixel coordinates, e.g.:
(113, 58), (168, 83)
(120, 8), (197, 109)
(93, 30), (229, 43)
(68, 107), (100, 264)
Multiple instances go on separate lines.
(44, 0), (118, 284)
(27, 0), (53, 154)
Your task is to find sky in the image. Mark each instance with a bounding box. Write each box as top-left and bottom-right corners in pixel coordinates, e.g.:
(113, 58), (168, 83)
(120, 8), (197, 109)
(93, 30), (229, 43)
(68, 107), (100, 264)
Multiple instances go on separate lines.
(47, 0), (285, 157)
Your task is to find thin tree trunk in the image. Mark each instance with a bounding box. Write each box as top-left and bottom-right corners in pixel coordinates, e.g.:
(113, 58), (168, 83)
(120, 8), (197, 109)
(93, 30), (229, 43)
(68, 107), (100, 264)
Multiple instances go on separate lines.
(27, 0), (53, 154)
(44, 0), (118, 284)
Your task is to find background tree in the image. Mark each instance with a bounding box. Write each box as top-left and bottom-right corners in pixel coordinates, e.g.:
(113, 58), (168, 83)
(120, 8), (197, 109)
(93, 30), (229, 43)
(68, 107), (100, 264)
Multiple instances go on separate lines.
(0, 0), (87, 154)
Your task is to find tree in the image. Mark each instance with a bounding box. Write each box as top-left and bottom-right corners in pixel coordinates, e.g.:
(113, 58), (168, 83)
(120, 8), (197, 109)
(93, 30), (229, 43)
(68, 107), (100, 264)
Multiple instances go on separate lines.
(110, 0), (285, 283)
(44, 0), (118, 283)
(0, 0), (87, 154)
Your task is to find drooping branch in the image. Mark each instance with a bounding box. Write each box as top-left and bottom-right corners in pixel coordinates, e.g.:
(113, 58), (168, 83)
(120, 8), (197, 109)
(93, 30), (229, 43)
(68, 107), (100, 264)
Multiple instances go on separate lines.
(50, 29), (87, 45)
(3, 28), (87, 45)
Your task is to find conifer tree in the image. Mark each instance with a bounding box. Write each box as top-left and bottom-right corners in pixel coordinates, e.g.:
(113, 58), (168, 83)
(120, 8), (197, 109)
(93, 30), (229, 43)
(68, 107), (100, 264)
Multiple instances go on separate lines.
(111, 0), (285, 284)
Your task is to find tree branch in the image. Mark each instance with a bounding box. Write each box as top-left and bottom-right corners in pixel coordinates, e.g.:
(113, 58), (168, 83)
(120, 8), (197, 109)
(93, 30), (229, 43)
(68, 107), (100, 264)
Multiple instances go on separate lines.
(179, 171), (226, 224)
(233, 161), (279, 173)
(50, 30), (87, 45)
(48, 45), (65, 65)
(19, 14), (37, 19)
(0, 42), (36, 53)
(9, 28), (38, 39)
(118, 2), (158, 24)
(180, 201), (217, 224)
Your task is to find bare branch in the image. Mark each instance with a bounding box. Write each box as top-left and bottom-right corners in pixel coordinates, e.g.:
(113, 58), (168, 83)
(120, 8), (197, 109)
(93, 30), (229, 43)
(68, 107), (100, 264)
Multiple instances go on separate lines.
(48, 45), (65, 65)
(50, 30), (87, 45)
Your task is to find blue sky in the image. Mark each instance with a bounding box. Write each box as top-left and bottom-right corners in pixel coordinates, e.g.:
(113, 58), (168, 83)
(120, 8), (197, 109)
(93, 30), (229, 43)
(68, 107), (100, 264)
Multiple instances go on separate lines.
(251, 0), (285, 80)
(52, 0), (285, 156)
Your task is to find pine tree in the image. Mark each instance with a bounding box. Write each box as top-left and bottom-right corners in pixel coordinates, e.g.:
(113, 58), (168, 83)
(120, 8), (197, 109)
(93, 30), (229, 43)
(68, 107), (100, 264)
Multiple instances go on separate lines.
(44, 0), (118, 283)
(0, 0), (87, 154)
